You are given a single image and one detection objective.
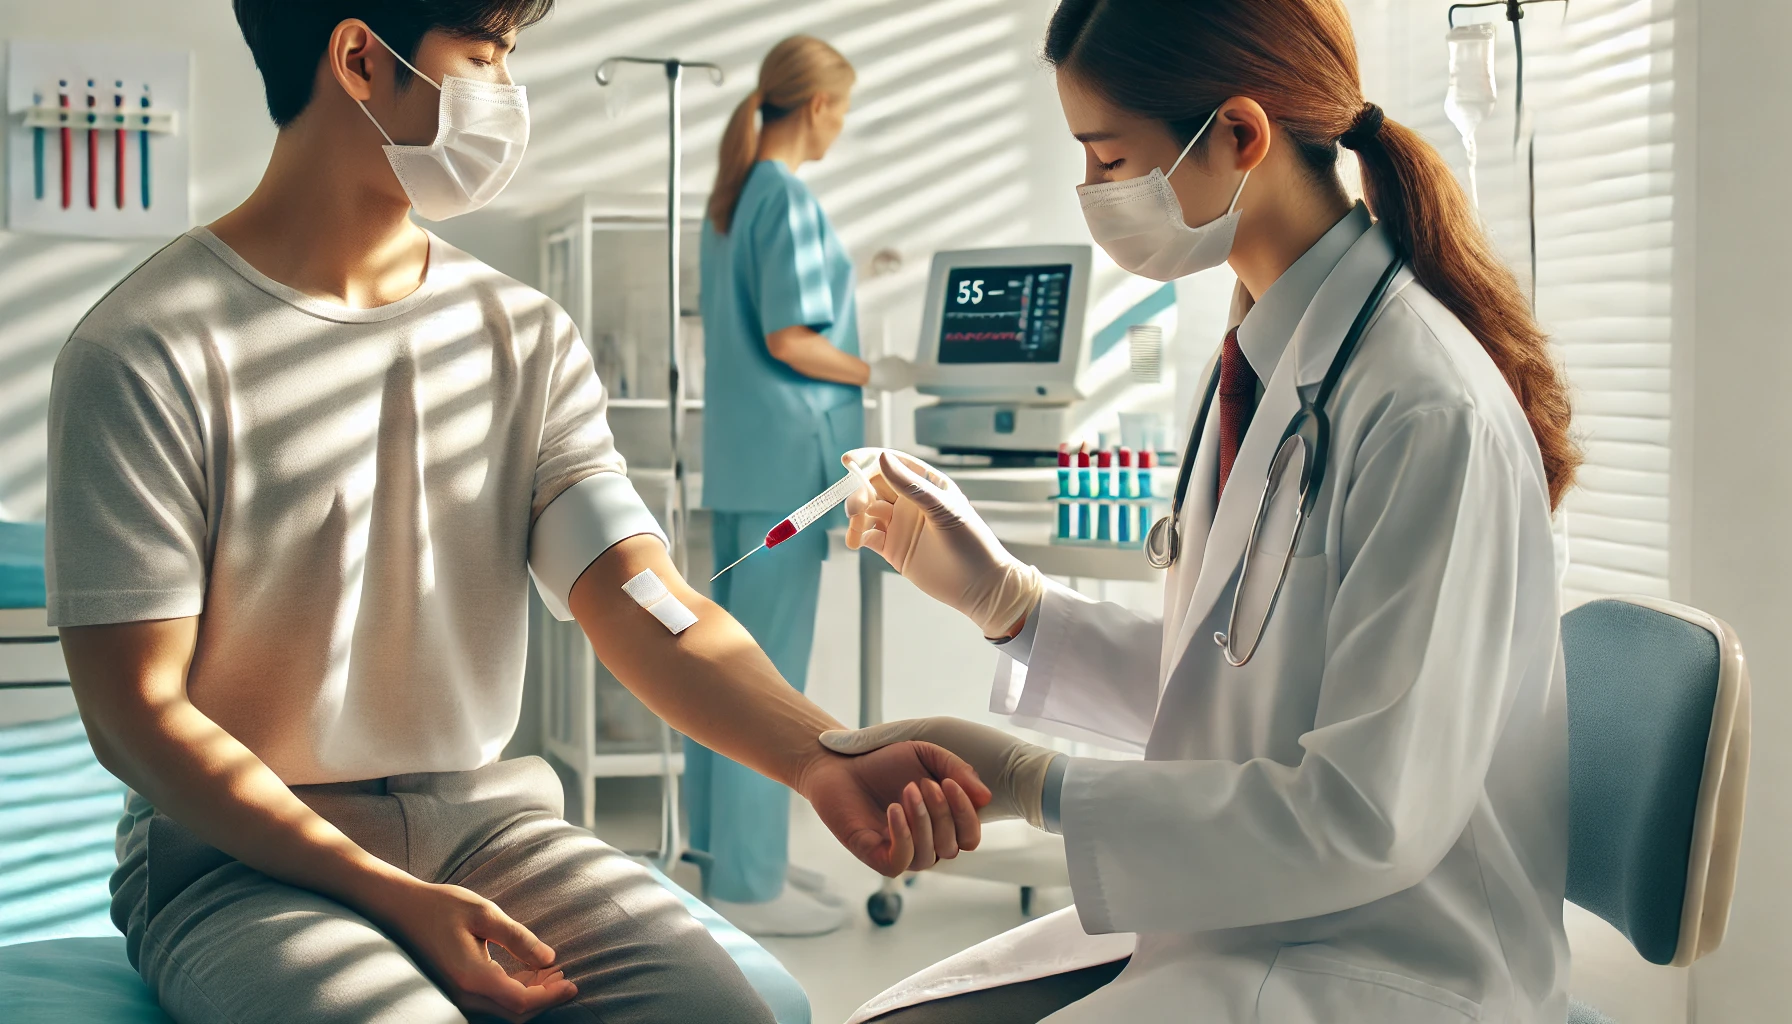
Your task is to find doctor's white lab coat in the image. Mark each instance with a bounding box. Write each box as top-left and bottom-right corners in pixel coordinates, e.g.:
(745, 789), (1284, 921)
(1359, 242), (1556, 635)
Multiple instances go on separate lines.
(853, 212), (1570, 1024)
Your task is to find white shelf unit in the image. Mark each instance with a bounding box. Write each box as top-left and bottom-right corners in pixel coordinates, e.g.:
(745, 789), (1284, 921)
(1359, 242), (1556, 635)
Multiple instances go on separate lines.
(534, 195), (710, 854)
(539, 193), (706, 402)
(530, 195), (883, 863)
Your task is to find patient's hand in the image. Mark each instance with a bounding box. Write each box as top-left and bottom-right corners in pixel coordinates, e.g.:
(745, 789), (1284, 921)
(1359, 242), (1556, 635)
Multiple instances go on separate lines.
(364, 877), (575, 1022)
(796, 740), (990, 875)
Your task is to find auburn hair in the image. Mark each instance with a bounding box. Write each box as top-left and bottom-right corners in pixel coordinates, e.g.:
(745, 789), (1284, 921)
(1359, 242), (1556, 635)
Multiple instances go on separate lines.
(708, 36), (856, 234)
(1046, 0), (1579, 508)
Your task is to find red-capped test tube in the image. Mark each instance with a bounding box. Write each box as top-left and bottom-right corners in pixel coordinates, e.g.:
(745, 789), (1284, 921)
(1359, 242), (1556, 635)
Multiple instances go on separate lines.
(1137, 449), (1157, 539)
(1117, 447), (1135, 545)
(1076, 447), (1092, 541)
(1056, 444), (1073, 540)
(1096, 449), (1115, 541)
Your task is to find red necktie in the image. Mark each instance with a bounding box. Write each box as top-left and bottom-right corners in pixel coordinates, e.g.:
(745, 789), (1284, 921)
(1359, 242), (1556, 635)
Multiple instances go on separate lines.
(1216, 327), (1258, 501)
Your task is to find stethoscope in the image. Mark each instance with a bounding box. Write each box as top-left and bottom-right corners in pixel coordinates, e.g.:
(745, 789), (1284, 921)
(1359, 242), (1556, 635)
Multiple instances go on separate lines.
(1144, 257), (1405, 667)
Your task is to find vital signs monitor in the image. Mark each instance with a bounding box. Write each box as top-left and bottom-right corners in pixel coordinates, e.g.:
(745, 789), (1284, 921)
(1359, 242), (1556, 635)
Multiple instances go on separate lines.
(913, 245), (1093, 454)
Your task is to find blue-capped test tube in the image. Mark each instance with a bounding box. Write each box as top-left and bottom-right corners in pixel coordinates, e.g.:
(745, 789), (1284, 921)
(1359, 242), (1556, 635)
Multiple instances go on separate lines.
(1096, 449), (1113, 542)
(1076, 445), (1092, 541)
(1138, 448), (1156, 539)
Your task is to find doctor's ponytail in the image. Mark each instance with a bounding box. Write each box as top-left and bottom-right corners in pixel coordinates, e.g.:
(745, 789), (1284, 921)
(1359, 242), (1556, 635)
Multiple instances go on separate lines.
(708, 36), (856, 235)
(1046, 0), (1580, 509)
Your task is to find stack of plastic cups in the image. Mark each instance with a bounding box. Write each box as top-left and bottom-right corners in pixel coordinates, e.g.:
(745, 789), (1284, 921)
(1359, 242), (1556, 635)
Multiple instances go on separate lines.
(1137, 449), (1157, 540)
(1055, 443), (1073, 541)
(1076, 446), (1092, 541)
(1116, 447), (1134, 544)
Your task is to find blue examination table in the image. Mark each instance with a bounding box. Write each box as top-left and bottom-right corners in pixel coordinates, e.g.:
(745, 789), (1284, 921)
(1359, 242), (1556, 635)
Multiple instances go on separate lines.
(0, 519), (45, 609)
(0, 519), (809, 1023)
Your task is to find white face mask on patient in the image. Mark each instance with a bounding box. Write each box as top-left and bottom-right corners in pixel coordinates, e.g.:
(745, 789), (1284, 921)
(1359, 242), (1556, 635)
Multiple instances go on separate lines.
(1077, 108), (1250, 282)
(355, 29), (530, 222)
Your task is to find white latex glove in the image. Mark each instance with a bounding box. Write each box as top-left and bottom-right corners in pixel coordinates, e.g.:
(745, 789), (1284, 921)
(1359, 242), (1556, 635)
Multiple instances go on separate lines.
(821, 718), (1059, 829)
(865, 356), (916, 392)
(843, 448), (1044, 639)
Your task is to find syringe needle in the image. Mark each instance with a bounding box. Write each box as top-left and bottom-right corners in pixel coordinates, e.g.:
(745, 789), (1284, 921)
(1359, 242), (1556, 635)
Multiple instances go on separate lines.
(709, 543), (765, 583)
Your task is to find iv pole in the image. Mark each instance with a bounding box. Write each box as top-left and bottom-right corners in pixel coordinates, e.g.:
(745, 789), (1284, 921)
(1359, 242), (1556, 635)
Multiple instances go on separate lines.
(1447, 0), (1568, 310)
(593, 56), (724, 875)
(595, 56), (725, 579)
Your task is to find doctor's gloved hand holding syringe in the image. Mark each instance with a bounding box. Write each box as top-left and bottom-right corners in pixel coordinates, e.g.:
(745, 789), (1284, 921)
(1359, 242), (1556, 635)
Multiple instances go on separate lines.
(828, 449), (1068, 831)
(841, 449), (1045, 641)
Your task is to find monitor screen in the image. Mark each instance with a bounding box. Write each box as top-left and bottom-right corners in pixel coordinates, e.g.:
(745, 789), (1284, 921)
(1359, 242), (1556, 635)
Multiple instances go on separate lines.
(936, 264), (1073, 364)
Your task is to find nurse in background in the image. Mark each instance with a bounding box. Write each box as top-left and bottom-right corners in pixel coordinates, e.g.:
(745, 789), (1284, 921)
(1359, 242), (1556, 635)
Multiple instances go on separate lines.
(696, 35), (912, 937)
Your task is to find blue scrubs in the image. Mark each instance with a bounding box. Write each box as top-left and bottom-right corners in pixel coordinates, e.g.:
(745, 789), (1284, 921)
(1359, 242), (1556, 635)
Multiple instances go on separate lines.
(693, 160), (863, 903)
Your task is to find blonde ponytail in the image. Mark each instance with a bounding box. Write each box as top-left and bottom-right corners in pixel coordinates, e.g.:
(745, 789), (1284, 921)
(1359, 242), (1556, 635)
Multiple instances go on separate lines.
(709, 89), (765, 234)
(707, 36), (855, 234)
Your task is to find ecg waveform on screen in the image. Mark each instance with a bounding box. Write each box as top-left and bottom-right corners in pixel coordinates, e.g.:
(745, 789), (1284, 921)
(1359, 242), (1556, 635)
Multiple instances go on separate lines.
(937, 263), (1072, 365)
(943, 331), (1023, 342)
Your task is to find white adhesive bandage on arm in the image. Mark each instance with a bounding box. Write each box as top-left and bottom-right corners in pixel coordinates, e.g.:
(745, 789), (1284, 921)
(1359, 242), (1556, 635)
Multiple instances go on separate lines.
(622, 569), (698, 635)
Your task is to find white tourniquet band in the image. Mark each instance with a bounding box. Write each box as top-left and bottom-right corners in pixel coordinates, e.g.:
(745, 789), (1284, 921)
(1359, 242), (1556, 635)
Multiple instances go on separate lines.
(622, 569), (698, 635)
(528, 473), (669, 621)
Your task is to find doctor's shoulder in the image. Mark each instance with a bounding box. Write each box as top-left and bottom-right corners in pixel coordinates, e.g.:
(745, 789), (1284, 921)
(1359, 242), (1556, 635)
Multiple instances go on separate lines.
(1348, 282), (1550, 479)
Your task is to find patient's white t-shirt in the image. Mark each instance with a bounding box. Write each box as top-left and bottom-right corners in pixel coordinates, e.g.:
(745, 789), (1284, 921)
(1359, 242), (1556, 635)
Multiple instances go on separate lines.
(46, 228), (664, 784)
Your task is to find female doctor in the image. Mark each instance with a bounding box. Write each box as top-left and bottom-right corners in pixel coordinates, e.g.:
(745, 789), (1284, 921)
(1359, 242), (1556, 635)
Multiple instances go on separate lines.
(824, 0), (1578, 1020)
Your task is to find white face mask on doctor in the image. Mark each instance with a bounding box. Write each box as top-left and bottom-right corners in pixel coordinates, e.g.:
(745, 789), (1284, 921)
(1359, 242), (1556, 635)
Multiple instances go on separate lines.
(354, 29), (529, 222)
(1077, 108), (1249, 282)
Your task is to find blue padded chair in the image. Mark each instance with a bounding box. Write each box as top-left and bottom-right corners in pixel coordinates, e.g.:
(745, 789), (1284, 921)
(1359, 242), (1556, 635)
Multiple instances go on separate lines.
(0, 517), (810, 1024)
(1561, 597), (1752, 1024)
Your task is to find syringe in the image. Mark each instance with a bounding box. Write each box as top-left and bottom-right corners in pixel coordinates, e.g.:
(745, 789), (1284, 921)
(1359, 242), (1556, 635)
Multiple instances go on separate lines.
(710, 458), (875, 582)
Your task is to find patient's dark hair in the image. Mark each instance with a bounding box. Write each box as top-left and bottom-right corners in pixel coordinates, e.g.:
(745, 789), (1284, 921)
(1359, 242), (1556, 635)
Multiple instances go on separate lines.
(232, 0), (555, 127)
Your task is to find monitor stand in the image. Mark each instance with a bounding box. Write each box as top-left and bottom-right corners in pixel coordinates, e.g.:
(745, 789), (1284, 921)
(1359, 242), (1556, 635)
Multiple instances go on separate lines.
(915, 401), (1080, 458)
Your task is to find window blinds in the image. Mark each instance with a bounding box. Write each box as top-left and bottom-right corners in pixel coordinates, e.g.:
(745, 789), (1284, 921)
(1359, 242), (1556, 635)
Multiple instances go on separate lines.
(1350, 0), (1678, 606)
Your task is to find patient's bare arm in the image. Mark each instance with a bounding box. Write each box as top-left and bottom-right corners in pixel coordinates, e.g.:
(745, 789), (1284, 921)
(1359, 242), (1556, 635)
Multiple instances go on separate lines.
(568, 535), (988, 873)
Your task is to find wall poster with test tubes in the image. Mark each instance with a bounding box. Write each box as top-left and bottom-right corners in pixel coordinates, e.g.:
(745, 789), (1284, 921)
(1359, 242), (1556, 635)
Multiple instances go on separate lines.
(5, 40), (191, 239)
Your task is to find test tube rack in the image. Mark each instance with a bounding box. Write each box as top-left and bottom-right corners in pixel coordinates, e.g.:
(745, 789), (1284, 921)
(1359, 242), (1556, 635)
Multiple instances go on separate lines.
(6, 42), (194, 238)
(21, 103), (177, 134)
(1050, 447), (1171, 549)
(1050, 494), (1171, 549)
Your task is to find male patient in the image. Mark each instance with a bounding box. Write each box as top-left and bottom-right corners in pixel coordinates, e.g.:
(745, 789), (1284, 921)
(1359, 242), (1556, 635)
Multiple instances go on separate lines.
(45, 2), (984, 1021)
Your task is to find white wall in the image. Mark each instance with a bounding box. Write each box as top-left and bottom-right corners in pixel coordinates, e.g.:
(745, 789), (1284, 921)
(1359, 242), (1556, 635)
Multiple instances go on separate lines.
(0, 1), (276, 517)
(1683, 1), (1792, 1020)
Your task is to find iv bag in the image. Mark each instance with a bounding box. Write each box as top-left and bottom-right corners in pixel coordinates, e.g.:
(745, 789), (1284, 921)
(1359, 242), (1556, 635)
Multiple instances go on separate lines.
(1445, 23), (1498, 209)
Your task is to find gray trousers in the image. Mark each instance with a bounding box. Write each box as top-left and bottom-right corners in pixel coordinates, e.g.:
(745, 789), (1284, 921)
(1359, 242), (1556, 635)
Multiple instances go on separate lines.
(110, 756), (774, 1023)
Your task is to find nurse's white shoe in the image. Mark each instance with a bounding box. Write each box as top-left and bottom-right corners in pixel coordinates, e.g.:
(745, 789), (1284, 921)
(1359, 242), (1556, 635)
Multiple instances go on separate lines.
(712, 884), (848, 937)
(786, 863), (846, 906)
